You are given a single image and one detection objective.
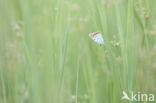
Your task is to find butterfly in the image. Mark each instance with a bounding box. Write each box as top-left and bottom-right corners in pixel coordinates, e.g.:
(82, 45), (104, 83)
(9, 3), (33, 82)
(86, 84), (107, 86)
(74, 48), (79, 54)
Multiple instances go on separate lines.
(89, 32), (104, 45)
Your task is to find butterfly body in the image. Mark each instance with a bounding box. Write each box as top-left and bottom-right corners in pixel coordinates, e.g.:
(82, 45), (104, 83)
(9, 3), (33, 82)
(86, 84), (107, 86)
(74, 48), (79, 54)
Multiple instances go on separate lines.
(89, 32), (104, 45)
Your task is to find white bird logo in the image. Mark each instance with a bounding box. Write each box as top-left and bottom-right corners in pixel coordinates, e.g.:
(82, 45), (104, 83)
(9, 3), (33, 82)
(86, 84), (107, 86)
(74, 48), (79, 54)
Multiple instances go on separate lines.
(121, 91), (130, 101)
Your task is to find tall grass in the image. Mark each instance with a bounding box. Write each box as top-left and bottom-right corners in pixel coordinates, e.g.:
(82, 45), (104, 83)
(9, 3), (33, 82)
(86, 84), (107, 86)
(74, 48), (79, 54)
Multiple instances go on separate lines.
(0, 0), (156, 103)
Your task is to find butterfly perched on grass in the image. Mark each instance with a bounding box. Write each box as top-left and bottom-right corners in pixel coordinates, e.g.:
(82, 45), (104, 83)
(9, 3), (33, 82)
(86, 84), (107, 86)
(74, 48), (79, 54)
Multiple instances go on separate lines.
(89, 32), (104, 46)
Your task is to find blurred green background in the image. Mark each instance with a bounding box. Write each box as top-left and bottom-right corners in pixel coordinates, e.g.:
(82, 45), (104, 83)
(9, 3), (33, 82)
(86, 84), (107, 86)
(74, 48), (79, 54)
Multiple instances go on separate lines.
(0, 0), (156, 103)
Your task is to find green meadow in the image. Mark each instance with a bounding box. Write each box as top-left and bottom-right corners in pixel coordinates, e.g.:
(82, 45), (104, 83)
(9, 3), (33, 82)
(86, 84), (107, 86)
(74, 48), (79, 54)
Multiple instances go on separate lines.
(0, 0), (156, 103)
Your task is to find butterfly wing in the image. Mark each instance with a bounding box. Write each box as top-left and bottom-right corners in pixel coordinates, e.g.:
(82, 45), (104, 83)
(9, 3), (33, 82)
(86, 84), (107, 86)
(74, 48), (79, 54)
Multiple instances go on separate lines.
(92, 33), (104, 45)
